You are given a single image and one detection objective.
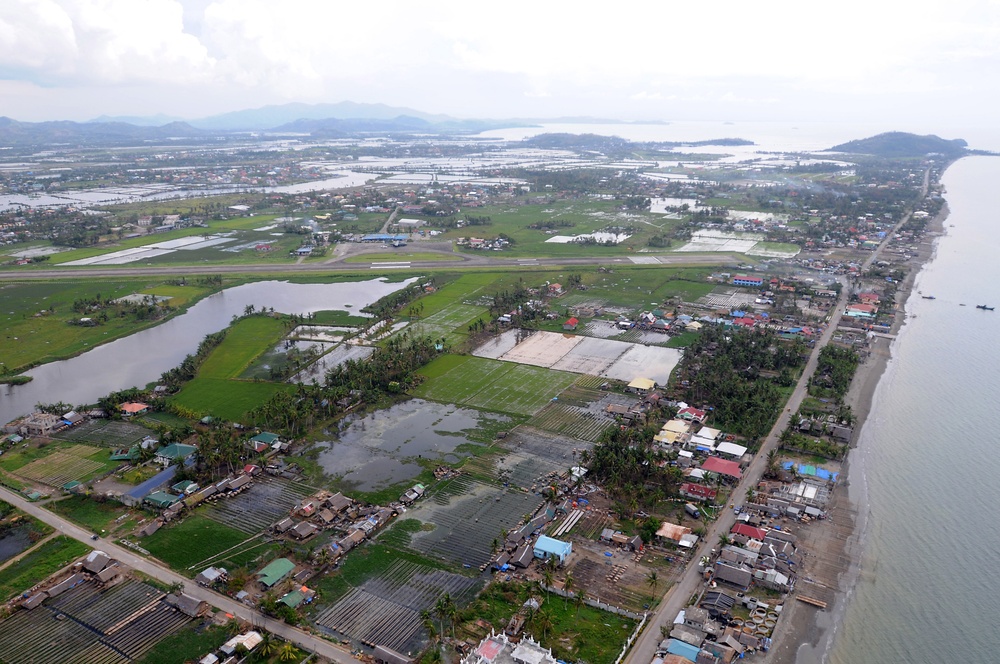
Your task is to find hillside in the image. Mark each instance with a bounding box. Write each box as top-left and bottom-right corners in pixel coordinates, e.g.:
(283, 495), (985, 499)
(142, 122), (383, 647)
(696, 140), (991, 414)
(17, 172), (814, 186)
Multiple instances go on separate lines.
(829, 132), (968, 158)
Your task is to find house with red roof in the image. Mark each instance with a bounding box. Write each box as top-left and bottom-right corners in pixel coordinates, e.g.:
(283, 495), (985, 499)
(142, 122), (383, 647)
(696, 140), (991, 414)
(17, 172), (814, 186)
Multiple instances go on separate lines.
(677, 407), (707, 423)
(731, 523), (767, 541)
(563, 317), (579, 331)
(700, 456), (742, 480)
(680, 483), (718, 502)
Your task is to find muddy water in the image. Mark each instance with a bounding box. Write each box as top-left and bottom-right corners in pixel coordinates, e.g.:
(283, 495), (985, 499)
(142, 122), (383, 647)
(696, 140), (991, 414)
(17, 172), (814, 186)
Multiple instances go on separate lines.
(315, 399), (508, 492)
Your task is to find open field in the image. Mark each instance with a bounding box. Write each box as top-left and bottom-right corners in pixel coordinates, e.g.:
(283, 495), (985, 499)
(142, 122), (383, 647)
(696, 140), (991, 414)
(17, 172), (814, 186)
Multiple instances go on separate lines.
(49, 495), (132, 532)
(140, 514), (263, 572)
(0, 279), (215, 372)
(400, 302), (489, 345)
(198, 316), (288, 378)
(413, 355), (577, 416)
(344, 251), (455, 263)
(426, 200), (678, 258)
(0, 535), (89, 601)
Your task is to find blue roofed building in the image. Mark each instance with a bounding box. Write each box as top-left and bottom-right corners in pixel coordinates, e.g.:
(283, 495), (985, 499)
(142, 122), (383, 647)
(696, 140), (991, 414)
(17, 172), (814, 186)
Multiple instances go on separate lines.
(665, 638), (701, 662)
(533, 535), (572, 565)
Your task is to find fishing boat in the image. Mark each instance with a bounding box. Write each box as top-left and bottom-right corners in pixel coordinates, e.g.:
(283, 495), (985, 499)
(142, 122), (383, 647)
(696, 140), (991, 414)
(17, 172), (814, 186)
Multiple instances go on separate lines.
(976, 305), (995, 311)
(921, 295), (935, 300)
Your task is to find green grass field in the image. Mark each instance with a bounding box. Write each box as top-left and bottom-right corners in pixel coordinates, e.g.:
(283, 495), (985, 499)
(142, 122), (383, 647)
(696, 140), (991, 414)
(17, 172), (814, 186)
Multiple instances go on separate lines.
(170, 377), (293, 421)
(198, 316), (288, 379)
(169, 315), (295, 420)
(413, 355), (577, 416)
(0, 280), (216, 372)
(344, 251), (455, 263)
(0, 536), (89, 601)
(48, 495), (130, 533)
(401, 302), (489, 346)
(141, 514), (258, 571)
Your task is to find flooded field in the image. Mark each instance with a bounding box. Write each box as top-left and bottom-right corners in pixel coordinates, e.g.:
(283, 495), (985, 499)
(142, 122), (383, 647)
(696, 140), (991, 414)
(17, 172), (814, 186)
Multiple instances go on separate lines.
(0, 528), (33, 565)
(315, 400), (509, 492)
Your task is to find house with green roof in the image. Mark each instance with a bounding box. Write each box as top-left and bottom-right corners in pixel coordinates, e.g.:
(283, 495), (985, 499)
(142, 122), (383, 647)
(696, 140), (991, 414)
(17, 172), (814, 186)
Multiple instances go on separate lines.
(155, 443), (197, 466)
(145, 491), (181, 509)
(256, 558), (295, 588)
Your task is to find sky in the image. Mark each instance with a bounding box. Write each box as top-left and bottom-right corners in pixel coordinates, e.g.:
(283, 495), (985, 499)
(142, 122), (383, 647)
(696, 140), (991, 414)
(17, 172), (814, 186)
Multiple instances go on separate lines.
(1, 0), (999, 130)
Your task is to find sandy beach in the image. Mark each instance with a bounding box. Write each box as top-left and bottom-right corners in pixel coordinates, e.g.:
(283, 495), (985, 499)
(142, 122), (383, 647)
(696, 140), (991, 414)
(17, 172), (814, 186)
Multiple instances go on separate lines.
(759, 201), (949, 664)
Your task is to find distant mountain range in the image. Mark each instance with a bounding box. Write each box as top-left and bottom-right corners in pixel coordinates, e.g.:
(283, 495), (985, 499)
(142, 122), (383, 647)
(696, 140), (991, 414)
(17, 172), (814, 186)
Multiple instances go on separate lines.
(828, 132), (969, 158)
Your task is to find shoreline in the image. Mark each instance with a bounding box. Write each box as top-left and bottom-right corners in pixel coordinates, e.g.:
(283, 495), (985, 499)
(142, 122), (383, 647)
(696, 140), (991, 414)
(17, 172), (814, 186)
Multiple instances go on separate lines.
(758, 196), (949, 664)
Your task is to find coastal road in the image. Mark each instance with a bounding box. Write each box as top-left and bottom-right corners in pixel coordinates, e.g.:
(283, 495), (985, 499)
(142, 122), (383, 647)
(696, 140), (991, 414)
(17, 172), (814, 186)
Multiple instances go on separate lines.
(0, 485), (354, 664)
(625, 285), (851, 664)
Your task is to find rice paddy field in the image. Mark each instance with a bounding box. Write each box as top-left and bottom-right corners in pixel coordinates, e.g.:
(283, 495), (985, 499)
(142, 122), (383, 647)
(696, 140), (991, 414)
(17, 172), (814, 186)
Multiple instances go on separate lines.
(314, 558), (480, 654)
(0, 535), (90, 602)
(53, 420), (154, 448)
(169, 315), (295, 420)
(140, 514), (268, 572)
(413, 356), (577, 416)
(1, 442), (116, 487)
(0, 579), (192, 664)
(201, 475), (314, 534)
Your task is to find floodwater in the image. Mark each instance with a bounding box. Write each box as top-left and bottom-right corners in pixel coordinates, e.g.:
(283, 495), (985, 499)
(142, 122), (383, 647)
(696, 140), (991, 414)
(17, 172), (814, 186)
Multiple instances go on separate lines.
(0, 277), (415, 423)
(0, 527), (32, 564)
(315, 399), (509, 492)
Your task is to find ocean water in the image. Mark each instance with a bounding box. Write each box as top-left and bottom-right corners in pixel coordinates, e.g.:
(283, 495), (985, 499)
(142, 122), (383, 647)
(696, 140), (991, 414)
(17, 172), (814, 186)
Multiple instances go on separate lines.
(829, 155), (1000, 663)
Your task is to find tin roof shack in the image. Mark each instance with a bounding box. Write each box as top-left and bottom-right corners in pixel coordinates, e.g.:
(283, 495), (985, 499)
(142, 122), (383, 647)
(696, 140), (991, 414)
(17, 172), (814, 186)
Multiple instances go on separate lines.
(165, 592), (208, 617)
(82, 550), (111, 574)
(656, 522), (693, 546)
(325, 492), (354, 514)
(220, 631), (263, 656)
(400, 483), (425, 505)
(196, 566), (228, 587)
(713, 561), (753, 591)
(533, 536), (572, 566)
(289, 521), (319, 541)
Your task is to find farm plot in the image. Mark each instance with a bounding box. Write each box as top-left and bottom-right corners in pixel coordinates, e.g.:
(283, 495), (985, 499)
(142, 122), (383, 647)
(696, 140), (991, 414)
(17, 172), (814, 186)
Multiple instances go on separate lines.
(202, 475), (314, 534)
(488, 427), (592, 491)
(0, 580), (190, 664)
(474, 330), (680, 384)
(414, 356), (577, 417)
(528, 403), (612, 442)
(15, 445), (107, 486)
(404, 475), (543, 567)
(397, 302), (488, 345)
(54, 420), (153, 447)
(290, 343), (375, 384)
(314, 560), (479, 653)
(599, 344), (682, 384)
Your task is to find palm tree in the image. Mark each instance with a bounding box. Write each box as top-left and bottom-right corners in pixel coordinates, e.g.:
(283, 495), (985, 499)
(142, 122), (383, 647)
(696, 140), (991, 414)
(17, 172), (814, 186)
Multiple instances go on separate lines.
(574, 592), (585, 618)
(562, 572), (574, 609)
(278, 642), (297, 661)
(646, 570), (659, 594)
(257, 632), (276, 658)
(534, 608), (553, 640)
(542, 568), (554, 600)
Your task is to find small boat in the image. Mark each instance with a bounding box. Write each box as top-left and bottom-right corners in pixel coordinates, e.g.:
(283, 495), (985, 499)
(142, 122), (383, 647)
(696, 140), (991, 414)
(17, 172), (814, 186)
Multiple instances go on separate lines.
(921, 295), (935, 300)
(959, 303), (966, 307)
(976, 305), (995, 311)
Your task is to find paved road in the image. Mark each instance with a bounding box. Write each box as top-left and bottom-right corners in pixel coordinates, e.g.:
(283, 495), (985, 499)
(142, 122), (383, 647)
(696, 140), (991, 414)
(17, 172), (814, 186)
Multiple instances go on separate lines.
(0, 251), (735, 281)
(0, 485), (354, 664)
(625, 285), (850, 664)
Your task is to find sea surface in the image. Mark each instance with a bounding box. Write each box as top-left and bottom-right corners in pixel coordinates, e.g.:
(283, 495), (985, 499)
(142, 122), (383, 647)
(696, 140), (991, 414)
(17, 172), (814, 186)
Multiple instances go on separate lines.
(827, 156), (1000, 662)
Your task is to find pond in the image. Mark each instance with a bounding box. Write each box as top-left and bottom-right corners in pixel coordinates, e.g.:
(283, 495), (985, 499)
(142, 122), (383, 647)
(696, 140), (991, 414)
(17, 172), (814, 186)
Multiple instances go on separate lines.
(315, 400), (509, 493)
(0, 277), (416, 423)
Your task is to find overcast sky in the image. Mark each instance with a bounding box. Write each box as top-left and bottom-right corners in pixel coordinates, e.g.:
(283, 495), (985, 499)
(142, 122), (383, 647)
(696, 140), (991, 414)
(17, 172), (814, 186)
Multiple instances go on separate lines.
(2, 0), (998, 131)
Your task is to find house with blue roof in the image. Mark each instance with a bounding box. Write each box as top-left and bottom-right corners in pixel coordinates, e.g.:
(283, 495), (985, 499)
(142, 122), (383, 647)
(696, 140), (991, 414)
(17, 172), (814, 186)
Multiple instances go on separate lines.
(533, 535), (572, 565)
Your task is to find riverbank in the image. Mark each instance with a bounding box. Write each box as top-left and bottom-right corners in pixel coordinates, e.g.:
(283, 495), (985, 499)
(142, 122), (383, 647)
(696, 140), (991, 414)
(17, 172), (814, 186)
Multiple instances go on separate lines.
(759, 199), (949, 664)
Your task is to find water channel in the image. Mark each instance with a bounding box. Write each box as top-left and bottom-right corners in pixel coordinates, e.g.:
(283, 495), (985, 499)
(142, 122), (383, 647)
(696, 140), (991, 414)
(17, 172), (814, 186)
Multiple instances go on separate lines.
(0, 278), (414, 423)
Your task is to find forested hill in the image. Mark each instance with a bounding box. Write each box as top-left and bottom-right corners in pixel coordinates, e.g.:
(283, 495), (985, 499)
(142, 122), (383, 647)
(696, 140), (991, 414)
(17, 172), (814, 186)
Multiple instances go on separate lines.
(829, 132), (968, 158)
